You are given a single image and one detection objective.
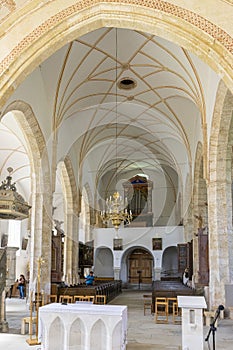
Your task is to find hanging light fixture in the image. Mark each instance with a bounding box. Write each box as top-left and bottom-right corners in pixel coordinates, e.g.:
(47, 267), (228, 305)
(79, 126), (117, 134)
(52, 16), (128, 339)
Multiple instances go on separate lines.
(100, 28), (132, 232)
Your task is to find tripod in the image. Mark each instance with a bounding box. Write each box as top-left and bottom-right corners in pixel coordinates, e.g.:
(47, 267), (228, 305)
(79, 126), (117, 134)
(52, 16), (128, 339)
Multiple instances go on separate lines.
(205, 305), (224, 350)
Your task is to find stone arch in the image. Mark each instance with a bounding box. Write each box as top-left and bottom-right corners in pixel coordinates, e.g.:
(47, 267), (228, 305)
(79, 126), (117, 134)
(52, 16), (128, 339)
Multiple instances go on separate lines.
(2, 101), (47, 178)
(112, 320), (123, 350)
(90, 319), (107, 350)
(70, 317), (86, 350)
(1, 1), (233, 110)
(208, 80), (233, 308)
(121, 246), (154, 284)
(94, 247), (114, 278)
(49, 316), (65, 350)
(1, 100), (52, 293)
(161, 246), (178, 278)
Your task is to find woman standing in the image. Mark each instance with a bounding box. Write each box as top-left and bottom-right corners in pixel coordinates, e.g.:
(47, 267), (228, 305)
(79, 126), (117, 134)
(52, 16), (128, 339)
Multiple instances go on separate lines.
(18, 274), (26, 299)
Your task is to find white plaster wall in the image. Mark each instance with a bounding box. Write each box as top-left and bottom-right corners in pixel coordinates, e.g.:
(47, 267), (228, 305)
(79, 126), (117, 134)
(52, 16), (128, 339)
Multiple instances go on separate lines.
(93, 226), (184, 281)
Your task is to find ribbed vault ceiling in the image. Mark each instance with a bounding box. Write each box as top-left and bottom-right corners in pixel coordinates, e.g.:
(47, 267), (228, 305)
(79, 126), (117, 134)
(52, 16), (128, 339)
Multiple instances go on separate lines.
(0, 27), (219, 205)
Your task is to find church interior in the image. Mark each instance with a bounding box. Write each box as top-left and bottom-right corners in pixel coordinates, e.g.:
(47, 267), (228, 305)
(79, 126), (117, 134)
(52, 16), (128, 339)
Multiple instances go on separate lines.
(1, 1), (233, 348)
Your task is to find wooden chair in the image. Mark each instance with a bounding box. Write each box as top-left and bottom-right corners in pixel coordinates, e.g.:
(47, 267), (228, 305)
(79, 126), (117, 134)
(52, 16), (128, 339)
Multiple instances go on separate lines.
(204, 311), (218, 327)
(59, 295), (73, 304)
(73, 295), (95, 303)
(47, 294), (57, 303)
(83, 295), (95, 303)
(95, 295), (107, 305)
(155, 297), (168, 323)
(143, 294), (152, 315)
(73, 295), (85, 302)
(167, 297), (177, 314)
(173, 301), (181, 324)
(21, 316), (36, 335)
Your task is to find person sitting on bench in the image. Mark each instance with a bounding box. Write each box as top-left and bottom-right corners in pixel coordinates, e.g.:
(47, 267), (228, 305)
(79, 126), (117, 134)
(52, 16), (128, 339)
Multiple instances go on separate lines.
(85, 271), (95, 286)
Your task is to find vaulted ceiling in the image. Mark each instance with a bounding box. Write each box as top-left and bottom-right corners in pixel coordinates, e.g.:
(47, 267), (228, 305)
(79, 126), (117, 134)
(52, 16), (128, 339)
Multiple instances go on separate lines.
(0, 27), (219, 206)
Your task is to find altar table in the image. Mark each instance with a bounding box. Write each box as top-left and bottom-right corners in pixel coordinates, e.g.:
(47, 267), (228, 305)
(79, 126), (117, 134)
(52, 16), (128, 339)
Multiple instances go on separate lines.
(39, 302), (127, 350)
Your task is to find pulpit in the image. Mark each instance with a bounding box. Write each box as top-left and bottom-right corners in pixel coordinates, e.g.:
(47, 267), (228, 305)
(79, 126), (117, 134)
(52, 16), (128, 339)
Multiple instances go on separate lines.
(39, 302), (127, 350)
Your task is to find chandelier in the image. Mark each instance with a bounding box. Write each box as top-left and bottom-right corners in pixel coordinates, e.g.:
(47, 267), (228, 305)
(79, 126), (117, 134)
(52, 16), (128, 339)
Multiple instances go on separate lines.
(101, 191), (132, 231)
(100, 28), (132, 231)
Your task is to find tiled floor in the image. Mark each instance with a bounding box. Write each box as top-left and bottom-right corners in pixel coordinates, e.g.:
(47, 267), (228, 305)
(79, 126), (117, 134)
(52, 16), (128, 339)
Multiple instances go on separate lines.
(1, 290), (233, 349)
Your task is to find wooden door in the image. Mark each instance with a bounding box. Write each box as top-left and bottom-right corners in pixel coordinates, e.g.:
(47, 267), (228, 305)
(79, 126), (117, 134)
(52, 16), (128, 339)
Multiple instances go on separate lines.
(177, 242), (193, 277)
(128, 249), (152, 284)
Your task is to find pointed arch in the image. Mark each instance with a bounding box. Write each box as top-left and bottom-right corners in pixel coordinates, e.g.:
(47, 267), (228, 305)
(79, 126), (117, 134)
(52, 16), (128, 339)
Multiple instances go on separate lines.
(49, 316), (65, 350)
(1, 1), (233, 109)
(1, 100), (52, 293)
(90, 319), (107, 350)
(208, 80), (233, 308)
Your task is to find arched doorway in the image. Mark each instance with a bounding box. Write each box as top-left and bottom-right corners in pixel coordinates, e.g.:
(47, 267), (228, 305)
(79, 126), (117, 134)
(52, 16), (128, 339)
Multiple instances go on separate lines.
(128, 248), (153, 284)
(94, 247), (114, 278)
(161, 246), (179, 279)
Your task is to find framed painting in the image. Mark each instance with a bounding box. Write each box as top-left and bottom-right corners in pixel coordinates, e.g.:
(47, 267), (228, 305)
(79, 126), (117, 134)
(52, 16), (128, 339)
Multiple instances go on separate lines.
(152, 238), (162, 250)
(113, 238), (123, 250)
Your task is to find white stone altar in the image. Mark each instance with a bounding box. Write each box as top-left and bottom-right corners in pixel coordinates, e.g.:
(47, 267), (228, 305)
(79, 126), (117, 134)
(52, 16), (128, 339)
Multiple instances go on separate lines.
(178, 295), (207, 350)
(39, 302), (127, 350)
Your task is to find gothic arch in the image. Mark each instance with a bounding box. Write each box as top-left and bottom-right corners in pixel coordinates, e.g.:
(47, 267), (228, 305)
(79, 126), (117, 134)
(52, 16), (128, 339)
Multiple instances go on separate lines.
(94, 247), (114, 278)
(2, 101), (47, 179)
(90, 319), (107, 350)
(1, 1), (233, 111)
(1, 100), (52, 293)
(161, 246), (178, 278)
(208, 80), (233, 308)
(120, 246), (154, 284)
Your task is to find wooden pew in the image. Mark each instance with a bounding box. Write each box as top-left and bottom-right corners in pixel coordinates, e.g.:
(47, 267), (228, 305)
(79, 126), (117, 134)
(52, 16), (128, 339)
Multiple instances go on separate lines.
(152, 280), (195, 313)
(57, 280), (122, 303)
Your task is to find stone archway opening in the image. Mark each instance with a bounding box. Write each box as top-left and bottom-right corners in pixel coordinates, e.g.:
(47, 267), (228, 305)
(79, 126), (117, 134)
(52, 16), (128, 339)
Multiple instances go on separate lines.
(161, 246), (179, 280)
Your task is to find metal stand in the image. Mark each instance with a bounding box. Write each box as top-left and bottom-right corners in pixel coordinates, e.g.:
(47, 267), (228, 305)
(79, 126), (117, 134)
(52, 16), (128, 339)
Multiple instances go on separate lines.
(137, 270), (142, 290)
(26, 257), (44, 346)
(205, 305), (224, 350)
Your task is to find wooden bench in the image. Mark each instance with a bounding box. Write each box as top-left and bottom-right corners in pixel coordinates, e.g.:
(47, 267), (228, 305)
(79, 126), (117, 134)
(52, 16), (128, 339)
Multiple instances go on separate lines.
(57, 280), (122, 304)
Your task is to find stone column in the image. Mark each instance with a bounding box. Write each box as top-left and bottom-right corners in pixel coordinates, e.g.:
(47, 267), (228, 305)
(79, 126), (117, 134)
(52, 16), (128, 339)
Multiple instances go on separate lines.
(1, 289), (8, 332)
(64, 212), (74, 285)
(29, 191), (52, 297)
(5, 246), (18, 294)
(72, 214), (79, 284)
(154, 267), (161, 281)
(207, 179), (233, 309)
(114, 267), (120, 280)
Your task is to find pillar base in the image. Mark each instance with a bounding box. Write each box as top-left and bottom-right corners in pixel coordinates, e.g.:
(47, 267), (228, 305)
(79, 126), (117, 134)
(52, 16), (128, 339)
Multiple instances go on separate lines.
(1, 321), (9, 333)
(26, 338), (41, 346)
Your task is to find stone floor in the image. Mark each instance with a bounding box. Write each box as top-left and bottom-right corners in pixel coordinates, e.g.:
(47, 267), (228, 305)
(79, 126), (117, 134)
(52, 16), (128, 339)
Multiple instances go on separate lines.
(1, 290), (233, 349)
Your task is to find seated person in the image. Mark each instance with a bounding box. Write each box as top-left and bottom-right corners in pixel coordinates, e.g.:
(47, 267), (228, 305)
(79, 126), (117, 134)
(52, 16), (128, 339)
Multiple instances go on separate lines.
(85, 271), (95, 286)
(182, 268), (189, 285)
